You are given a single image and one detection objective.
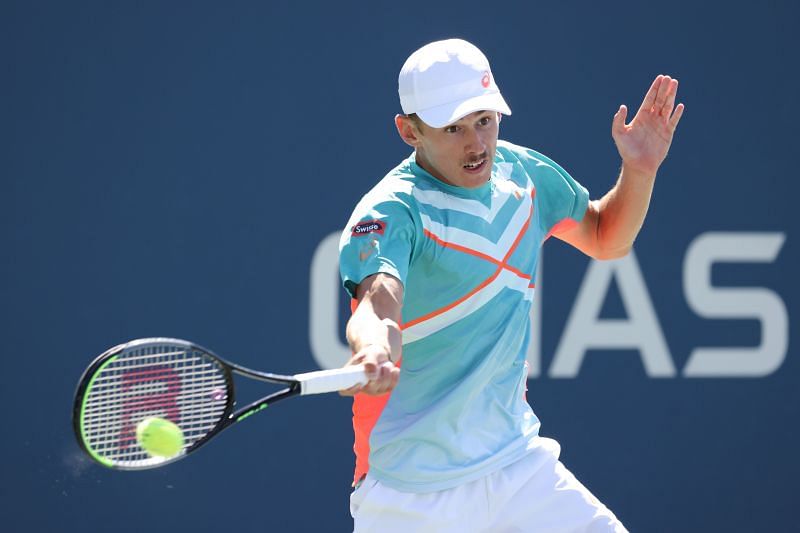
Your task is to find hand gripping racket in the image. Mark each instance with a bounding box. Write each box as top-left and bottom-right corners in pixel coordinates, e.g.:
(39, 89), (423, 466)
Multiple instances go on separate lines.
(72, 337), (367, 470)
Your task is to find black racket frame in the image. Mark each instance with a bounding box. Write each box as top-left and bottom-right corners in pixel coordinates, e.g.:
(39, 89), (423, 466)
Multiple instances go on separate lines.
(72, 339), (306, 469)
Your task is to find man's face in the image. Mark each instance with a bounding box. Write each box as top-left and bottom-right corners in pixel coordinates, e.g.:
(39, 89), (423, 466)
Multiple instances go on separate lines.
(401, 110), (500, 189)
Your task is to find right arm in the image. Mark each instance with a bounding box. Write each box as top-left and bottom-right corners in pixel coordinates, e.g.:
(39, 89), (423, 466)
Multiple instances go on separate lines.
(340, 273), (403, 396)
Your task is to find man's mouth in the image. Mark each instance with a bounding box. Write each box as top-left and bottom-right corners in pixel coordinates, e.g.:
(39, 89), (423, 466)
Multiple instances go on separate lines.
(463, 157), (487, 172)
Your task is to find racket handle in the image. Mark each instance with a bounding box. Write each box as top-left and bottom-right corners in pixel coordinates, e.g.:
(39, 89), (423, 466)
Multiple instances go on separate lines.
(295, 365), (369, 395)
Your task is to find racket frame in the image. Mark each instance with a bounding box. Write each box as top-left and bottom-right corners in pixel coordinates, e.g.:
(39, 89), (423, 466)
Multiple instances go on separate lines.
(72, 338), (308, 470)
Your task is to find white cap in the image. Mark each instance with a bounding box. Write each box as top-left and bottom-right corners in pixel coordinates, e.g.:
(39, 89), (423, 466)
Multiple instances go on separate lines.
(398, 39), (511, 128)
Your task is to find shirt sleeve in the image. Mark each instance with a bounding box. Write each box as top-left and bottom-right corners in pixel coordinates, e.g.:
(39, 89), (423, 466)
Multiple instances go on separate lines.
(514, 146), (590, 236)
(338, 193), (416, 299)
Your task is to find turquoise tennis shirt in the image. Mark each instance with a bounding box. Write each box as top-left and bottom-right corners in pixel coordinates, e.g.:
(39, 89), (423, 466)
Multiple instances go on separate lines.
(339, 140), (589, 492)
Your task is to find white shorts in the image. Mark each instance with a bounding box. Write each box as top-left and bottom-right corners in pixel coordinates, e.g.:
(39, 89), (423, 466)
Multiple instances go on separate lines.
(350, 438), (627, 533)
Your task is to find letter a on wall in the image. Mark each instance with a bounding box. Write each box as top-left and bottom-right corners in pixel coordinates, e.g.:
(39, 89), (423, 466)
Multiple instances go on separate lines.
(549, 251), (677, 378)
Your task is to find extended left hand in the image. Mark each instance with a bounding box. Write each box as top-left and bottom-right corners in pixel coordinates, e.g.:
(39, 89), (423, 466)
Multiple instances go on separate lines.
(612, 75), (685, 176)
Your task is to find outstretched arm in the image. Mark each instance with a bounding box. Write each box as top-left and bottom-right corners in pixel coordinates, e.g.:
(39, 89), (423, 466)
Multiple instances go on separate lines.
(556, 75), (685, 259)
(340, 273), (403, 396)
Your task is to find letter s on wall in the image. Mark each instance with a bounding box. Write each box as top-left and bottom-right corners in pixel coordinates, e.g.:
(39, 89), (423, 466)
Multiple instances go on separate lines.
(682, 232), (788, 377)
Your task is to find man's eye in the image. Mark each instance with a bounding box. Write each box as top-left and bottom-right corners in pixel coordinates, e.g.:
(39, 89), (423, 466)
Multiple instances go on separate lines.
(478, 117), (491, 126)
(445, 126), (459, 133)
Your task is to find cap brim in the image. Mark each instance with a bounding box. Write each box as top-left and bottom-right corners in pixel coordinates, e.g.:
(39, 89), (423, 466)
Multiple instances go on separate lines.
(416, 92), (512, 128)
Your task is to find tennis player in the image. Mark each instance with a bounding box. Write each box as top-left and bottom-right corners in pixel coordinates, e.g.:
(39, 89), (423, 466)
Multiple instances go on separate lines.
(338, 38), (683, 532)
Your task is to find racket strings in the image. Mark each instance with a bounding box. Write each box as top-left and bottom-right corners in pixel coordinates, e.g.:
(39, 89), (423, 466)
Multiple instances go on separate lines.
(84, 369), (225, 410)
(80, 342), (230, 468)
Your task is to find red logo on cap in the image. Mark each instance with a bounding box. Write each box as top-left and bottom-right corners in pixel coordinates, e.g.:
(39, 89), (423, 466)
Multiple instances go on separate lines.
(481, 71), (491, 88)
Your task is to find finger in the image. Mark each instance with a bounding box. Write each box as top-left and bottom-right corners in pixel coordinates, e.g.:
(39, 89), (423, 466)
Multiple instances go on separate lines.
(362, 359), (379, 379)
(654, 75), (672, 111)
(374, 364), (395, 393)
(362, 364), (400, 396)
(660, 78), (679, 120)
(639, 75), (663, 114)
(359, 368), (387, 395)
(669, 102), (685, 131)
(363, 380), (390, 395)
(339, 384), (364, 397)
(612, 104), (627, 135)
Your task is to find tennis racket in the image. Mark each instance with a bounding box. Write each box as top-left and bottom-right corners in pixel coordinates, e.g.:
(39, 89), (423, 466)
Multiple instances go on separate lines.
(72, 337), (368, 470)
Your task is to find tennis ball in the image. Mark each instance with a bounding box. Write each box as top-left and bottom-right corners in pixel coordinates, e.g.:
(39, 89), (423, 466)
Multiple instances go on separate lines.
(136, 417), (184, 458)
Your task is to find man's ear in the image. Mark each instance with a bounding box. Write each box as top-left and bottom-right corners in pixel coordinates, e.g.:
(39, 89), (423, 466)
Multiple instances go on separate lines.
(395, 114), (422, 148)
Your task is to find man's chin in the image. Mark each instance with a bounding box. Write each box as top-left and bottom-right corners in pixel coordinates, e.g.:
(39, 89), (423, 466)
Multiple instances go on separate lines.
(456, 170), (492, 189)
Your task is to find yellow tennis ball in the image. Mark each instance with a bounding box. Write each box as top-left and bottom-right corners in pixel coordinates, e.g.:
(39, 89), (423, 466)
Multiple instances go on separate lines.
(136, 417), (184, 457)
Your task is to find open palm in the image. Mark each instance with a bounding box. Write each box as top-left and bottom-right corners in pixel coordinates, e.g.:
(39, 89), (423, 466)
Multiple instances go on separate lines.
(612, 75), (685, 176)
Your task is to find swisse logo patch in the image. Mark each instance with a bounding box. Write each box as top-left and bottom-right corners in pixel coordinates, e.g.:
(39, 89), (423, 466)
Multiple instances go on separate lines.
(351, 220), (386, 237)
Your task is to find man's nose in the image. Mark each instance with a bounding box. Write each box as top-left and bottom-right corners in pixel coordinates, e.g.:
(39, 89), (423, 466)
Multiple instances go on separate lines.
(464, 127), (485, 154)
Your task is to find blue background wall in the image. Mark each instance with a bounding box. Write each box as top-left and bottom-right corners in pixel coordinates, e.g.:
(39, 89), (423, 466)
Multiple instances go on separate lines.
(2, 1), (797, 531)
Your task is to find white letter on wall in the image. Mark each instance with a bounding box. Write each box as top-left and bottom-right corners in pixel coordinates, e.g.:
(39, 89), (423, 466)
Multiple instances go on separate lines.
(683, 232), (788, 377)
(309, 232), (351, 370)
(549, 251), (676, 378)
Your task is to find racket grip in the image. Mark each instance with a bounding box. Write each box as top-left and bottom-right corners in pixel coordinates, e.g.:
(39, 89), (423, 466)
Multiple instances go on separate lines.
(295, 365), (369, 395)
